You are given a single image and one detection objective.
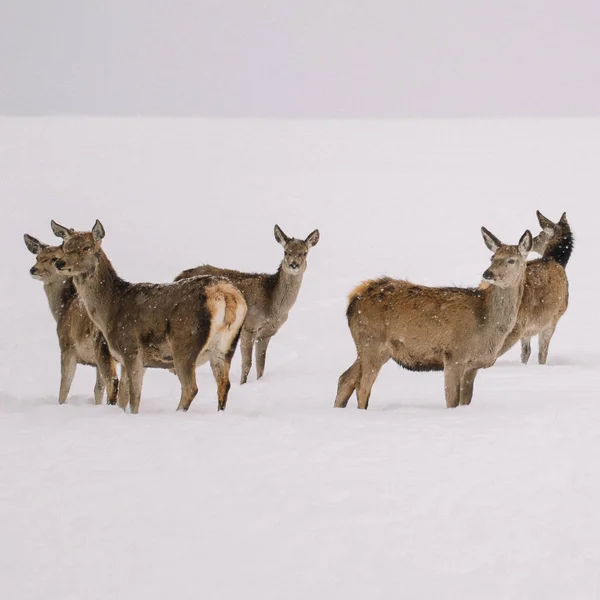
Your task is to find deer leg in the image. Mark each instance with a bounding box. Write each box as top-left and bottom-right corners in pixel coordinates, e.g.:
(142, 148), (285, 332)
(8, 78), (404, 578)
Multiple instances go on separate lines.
(124, 354), (145, 415)
(58, 349), (77, 405)
(356, 356), (387, 410)
(210, 354), (232, 411)
(240, 329), (255, 385)
(255, 335), (273, 380)
(520, 337), (532, 364)
(459, 368), (478, 406)
(443, 362), (463, 408)
(174, 354), (199, 412)
(93, 369), (105, 405)
(334, 358), (361, 408)
(538, 323), (557, 365)
(117, 367), (129, 410)
(95, 343), (118, 405)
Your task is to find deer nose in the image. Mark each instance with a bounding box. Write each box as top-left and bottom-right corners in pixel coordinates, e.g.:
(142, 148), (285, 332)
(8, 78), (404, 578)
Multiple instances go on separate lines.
(482, 269), (494, 281)
(55, 259), (66, 270)
(289, 261), (299, 269)
(30, 266), (38, 275)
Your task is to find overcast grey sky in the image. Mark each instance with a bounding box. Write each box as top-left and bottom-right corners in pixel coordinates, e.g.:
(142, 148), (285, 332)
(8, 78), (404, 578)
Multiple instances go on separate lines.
(1, 0), (599, 117)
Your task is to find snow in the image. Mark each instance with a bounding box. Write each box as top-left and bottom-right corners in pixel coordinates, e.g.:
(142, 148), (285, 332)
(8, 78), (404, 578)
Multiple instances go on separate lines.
(1, 117), (599, 599)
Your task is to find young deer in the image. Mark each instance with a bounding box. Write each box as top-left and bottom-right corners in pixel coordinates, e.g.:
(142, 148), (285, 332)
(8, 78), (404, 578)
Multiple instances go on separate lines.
(334, 228), (532, 410)
(497, 211), (573, 364)
(50, 220), (247, 414)
(24, 235), (118, 405)
(175, 225), (320, 384)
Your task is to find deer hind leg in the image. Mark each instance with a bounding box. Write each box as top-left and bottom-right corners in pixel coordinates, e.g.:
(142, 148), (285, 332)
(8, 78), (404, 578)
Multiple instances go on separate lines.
(58, 349), (77, 405)
(95, 342), (118, 405)
(459, 368), (478, 406)
(255, 335), (273, 380)
(124, 354), (145, 414)
(334, 358), (361, 408)
(520, 337), (532, 364)
(174, 353), (199, 412)
(240, 328), (255, 385)
(210, 353), (232, 411)
(538, 323), (558, 365)
(443, 361), (463, 408)
(356, 354), (388, 410)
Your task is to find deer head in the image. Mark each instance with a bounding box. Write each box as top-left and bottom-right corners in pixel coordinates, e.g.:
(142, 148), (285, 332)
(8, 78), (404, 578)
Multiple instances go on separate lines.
(24, 234), (66, 282)
(274, 224), (320, 276)
(52, 220), (105, 277)
(481, 227), (532, 289)
(532, 211), (569, 256)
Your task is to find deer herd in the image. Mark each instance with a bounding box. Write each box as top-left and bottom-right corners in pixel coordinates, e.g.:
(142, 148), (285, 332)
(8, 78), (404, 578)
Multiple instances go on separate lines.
(24, 211), (573, 414)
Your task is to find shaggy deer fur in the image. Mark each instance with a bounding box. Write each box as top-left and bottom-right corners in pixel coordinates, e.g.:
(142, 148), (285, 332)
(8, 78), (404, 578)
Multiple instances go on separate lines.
(175, 225), (319, 384)
(334, 228), (532, 410)
(497, 211), (573, 364)
(24, 235), (118, 405)
(51, 220), (247, 414)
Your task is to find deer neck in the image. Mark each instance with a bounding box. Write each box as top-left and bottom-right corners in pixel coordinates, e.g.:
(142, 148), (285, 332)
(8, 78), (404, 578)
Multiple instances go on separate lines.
(72, 249), (128, 332)
(481, 274), (525, 343)
(270, 264), (304, 317)
(43, 278), (77, 323)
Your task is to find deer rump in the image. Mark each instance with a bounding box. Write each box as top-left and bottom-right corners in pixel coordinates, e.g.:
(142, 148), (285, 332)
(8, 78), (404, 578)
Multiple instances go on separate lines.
(347, 278), (494, 371)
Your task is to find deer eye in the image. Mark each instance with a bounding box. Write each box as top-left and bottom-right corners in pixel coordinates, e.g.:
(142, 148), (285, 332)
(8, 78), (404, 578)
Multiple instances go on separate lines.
(507, 258), (516, 264)
(83, 245), (92, 252)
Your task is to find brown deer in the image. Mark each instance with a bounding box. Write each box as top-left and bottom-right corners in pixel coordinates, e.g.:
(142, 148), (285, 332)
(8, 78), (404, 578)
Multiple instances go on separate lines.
(23, 235), (119, 405)
(50, 220), (247, 414)
(334, 228), (532, 410)
(175, 225), (319, 384)
(497, 211), (573, 364)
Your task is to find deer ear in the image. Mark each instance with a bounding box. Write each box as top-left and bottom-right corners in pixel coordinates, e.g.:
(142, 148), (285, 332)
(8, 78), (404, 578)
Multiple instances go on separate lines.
(305, 229), (320, 248)
(481, 227), (502, 252)
(274, 224), (290, 247)
(92, 219), (105, 241)
(51, 220), (73, 240)
(518, 230), (533, 257)
(24, 234), (45, 255)
(559, 212), (568, 225)
(536, 210), (555, 232)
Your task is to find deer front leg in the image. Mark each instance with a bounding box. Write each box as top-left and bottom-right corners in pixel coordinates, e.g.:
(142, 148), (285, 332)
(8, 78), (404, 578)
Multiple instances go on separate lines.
(58, 349), (77, 404)
(124, 354), (145, 414)
(520, 337), (532, 364)
(93, 369), (106, 405)
(117, 367), (129, 410)
(95, 342), (118, 405)
(240, 329), (255, 385)
(255, 335), (273, 380)
(459, 368), (478, 406)
(443, 362), (463, 408)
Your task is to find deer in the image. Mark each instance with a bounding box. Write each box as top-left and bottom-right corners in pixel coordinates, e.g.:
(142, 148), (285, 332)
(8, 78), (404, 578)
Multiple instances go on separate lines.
(174, 225), (320, 384)
(23, 235), (119, 405)
(496, 211), (573, 365)
(50, 220), (247, 414)
(334, 228), (532, 410)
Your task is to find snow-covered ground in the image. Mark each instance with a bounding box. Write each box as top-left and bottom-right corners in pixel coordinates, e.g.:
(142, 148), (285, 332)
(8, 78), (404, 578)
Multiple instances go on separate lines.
(1, 118), (599, 599)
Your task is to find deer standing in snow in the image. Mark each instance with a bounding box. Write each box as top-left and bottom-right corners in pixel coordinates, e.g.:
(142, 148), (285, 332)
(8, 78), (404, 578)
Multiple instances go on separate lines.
(334, 228), (532, 410)
(51, 220), (247, 414)
(24, 235), (118, 405)
(497, 211), (573, 364)
(175, 225), (320, 384)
